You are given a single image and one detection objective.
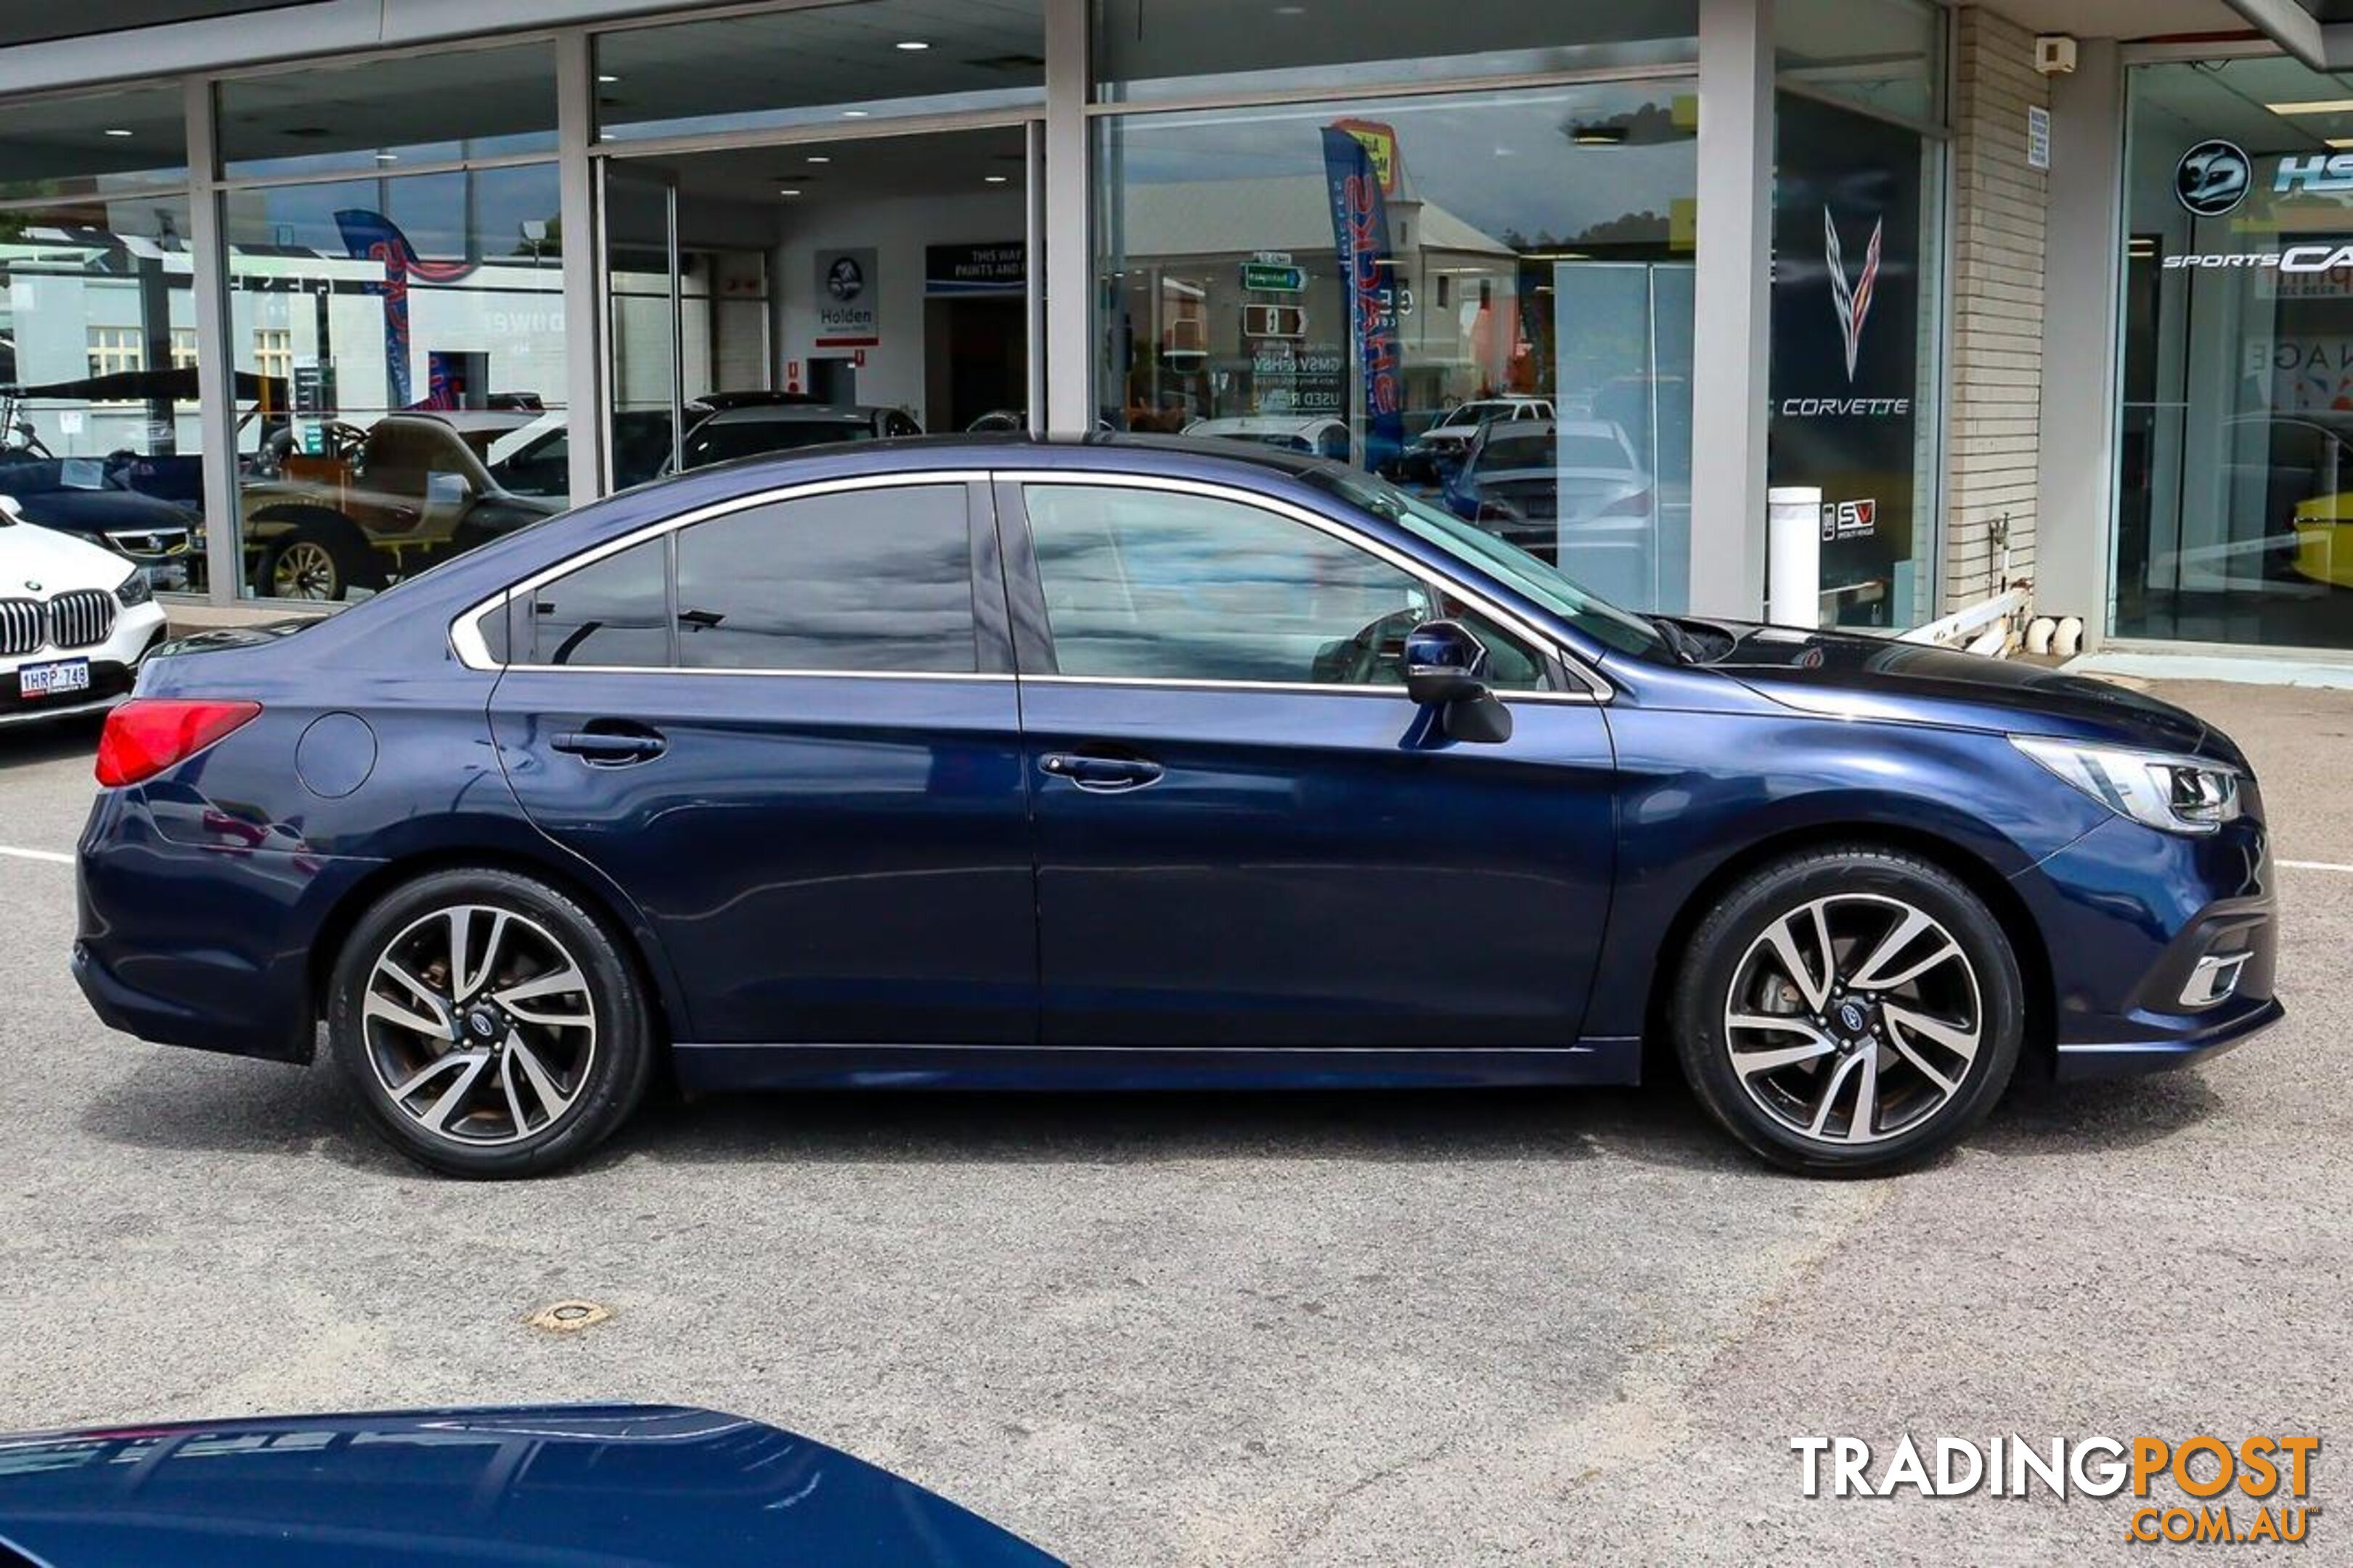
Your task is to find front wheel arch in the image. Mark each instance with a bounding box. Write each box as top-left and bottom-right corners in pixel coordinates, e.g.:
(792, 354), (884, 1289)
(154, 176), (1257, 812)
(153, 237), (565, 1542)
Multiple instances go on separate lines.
(1639, 823), (2055, 1085)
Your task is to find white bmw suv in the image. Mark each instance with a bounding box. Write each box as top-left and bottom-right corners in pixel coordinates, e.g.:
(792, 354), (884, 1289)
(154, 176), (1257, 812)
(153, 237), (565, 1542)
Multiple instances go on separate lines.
(0, 497), (170, 727)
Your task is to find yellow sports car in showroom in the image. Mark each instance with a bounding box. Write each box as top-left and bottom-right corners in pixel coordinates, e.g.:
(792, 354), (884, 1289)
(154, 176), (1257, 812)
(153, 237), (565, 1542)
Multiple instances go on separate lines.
(2292, 494), (2353, 587)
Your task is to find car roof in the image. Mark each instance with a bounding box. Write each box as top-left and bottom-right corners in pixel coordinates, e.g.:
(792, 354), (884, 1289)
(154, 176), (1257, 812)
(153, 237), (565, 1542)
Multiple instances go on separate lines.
(701, 404), (889, 425)
(1188, 415), (1337, 433)
(646, 431), (1350, 494)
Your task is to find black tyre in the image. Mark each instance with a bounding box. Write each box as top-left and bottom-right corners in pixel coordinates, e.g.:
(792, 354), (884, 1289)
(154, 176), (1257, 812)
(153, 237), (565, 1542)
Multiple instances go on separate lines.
(326, 868), (656, 1178)
(258, 516), (370, 601)
(1672, 846), (2024, 1177)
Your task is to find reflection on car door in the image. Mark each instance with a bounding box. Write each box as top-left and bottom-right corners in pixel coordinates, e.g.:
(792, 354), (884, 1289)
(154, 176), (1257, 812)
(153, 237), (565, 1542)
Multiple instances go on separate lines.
(488, 478), (1036, 1048)
(1000, 476), (1618, 1051)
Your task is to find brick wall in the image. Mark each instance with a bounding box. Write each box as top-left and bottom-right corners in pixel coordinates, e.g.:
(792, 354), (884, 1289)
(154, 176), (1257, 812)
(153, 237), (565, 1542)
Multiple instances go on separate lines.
(1944, 6), (2050, 612)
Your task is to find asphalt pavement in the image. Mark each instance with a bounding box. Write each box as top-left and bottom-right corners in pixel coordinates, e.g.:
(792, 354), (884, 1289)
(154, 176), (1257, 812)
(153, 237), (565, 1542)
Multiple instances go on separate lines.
(0, 677), (2346, 1566)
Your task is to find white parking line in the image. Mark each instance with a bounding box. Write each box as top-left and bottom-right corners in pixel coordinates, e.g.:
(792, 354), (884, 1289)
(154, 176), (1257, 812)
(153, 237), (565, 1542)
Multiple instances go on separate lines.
(2282, 859), (2353, 874)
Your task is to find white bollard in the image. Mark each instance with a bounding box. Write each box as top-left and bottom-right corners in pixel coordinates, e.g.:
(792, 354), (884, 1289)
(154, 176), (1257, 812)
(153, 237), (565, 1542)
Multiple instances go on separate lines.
(1767, 486), (1824, 629)
(2054, 616), (2084, 658)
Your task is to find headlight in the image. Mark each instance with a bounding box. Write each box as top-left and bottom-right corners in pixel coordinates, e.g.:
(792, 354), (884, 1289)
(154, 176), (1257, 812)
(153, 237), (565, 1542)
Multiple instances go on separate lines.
(114, 568), (153, 609)
(2011, 736), (2241, 836)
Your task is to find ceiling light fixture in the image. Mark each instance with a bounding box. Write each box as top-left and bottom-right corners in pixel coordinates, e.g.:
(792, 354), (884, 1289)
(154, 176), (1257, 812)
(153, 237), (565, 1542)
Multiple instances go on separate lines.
(985, 173), (1008, 183)
(807, 154), (831, 163)
(2268, 98), (2353, 115)
(103, 128), (134, 137)
(895, 40), (930, 50)
(779, 187), (803, 197)
(1572, 125), (1629, 147)
(597, 73), (620, 84)
(842, 109), (870, 118)
(375, 152), (399, 163)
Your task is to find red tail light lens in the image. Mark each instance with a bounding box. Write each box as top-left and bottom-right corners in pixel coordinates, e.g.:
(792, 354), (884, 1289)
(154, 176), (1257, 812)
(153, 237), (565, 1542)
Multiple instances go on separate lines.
(95, 700), (263, 788)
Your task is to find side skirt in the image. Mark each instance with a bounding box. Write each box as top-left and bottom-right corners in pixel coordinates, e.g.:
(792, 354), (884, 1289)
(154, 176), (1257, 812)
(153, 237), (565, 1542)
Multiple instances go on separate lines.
(671, 1039), (1647, 1094)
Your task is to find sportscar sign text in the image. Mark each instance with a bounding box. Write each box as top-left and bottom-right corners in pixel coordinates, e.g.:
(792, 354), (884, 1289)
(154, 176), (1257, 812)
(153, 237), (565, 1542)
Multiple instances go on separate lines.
(2163, 246), (2353, 273)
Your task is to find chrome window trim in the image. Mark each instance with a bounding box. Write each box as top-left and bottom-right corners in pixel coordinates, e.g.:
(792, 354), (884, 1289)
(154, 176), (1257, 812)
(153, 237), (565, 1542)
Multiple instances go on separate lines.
(448, 469), (994, 674)
(452, 464), (1614, 703)
(995, 470), (1612, 703)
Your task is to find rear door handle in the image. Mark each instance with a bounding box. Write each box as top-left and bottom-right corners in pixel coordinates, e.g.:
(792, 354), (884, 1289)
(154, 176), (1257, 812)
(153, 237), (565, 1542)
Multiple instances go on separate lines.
(553, 722), (668, 766)
(1040, 752), (1165, 792)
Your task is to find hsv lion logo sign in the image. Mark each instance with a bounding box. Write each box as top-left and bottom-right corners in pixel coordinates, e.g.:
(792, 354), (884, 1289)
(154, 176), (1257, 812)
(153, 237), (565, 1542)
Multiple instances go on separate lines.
(2176, 140), (2253, 218)
(1825, 208), (1883, 383)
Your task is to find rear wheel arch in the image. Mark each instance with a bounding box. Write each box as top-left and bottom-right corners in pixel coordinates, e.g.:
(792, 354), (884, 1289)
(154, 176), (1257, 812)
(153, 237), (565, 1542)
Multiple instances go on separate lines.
(1639, 822), (2055, 1081)
(307, 847), (681, 1058)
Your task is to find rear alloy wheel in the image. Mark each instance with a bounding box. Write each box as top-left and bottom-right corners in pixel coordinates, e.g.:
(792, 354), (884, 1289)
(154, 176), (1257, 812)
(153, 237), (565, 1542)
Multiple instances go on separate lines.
(1673, 848), (2023, 1177)
(327, 870), (653, 1177)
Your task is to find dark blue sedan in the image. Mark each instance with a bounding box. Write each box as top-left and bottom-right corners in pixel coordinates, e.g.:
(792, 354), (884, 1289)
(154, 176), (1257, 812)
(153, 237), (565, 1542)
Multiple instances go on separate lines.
(72, 437), (2281, 1177)
(0, 1405), (1060, 1566)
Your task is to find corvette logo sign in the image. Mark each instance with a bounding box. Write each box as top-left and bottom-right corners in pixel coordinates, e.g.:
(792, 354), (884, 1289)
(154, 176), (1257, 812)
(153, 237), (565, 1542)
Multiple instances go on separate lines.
(1825, 208), (1884, 384)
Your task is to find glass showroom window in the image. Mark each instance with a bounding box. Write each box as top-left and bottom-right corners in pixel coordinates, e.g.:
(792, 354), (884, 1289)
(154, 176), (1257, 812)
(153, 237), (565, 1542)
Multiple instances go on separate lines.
(1770, 0), (1948, 631)
(593, 3), (1045, 483)
(2116, 57), (2353, 653)
(594, 0), (1044, 144)
(217, 43), (565, 603)
(1096, 81), (1699, 613)
(0, 83), (205, 593)
(1093, 0), (1696, 104)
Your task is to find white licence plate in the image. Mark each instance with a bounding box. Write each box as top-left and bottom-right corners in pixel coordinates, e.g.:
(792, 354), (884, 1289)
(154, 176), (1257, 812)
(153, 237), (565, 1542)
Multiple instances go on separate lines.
(20, 658), (90, 699)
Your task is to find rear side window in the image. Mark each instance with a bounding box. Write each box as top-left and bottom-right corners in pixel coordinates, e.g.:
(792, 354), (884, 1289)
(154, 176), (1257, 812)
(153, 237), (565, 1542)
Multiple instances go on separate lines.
(522, 536), (669, 666)
(674, 486), (976, 672)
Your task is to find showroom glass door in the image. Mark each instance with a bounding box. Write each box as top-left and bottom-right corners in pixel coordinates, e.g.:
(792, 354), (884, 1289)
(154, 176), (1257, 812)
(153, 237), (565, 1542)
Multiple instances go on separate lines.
(598, 125), (1040, 493)
(2118, 57), (2353, 653)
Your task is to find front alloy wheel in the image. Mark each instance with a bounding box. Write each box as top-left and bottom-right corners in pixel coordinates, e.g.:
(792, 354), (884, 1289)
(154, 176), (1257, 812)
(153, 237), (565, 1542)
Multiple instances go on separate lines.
(328, 869), (653, 1177)
(1723, 894), (1982, 1146)
(1674, 847), (2024, 1176)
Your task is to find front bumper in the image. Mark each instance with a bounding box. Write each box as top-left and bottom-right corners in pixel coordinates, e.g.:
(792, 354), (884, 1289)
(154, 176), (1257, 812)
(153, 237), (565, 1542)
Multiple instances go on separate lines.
(0, 608), (168, 725)
(2013, 807), (2283, 1081)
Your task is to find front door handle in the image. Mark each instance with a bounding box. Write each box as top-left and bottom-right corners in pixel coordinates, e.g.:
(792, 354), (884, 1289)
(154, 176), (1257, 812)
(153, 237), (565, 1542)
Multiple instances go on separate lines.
(553, 722), (668, 766)
(1040, 751), (1165, 792)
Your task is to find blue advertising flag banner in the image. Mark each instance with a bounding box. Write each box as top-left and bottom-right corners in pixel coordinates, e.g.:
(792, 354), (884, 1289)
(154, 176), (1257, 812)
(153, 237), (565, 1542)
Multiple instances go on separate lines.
(336, 210), (483, 412)
(1321, 126), (1404, 468)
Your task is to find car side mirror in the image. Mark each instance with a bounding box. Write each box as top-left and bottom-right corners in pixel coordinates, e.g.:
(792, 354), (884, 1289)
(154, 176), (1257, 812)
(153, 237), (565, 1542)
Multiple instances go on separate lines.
(1403, 619), (1514, 744)
(426, 470), (474, 506)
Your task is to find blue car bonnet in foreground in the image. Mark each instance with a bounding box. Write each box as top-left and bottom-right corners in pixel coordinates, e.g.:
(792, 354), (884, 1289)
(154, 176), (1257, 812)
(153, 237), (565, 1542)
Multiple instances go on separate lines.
(0, 1405), (1061, 1567)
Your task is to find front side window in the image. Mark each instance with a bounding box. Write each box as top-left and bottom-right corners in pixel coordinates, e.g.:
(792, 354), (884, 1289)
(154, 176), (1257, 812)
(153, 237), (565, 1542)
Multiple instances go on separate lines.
(1023, 483), (1549, 689)
(674, 486), (976, 672)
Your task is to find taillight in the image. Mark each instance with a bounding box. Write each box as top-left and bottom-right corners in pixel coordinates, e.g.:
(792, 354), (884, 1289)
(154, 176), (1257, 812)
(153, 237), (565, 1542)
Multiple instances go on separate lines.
(1599, 489), (1656, 520)
(95, 699), (263, 788)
